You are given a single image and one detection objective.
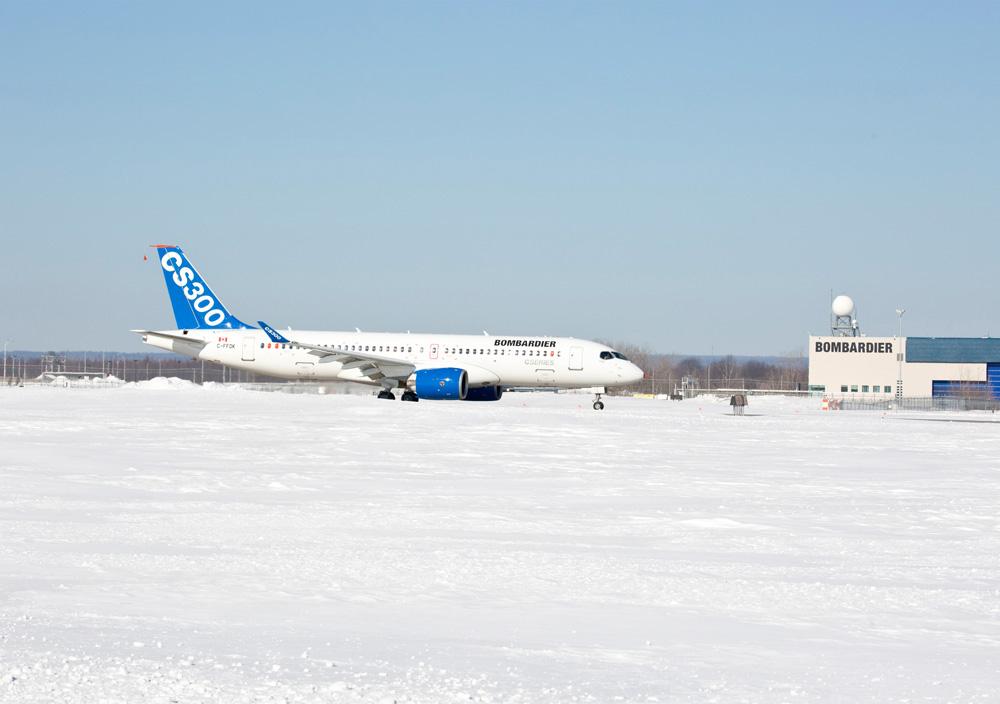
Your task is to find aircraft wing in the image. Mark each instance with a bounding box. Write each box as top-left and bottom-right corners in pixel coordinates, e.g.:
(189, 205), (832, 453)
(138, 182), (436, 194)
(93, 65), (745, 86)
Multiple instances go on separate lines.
(258, 321), (415, 384)
(299, 341), (415, 382)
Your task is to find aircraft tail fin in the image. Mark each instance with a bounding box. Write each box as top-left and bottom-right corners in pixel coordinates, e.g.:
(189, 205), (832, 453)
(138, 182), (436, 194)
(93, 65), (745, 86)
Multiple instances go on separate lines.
(152, 245), (252, 330)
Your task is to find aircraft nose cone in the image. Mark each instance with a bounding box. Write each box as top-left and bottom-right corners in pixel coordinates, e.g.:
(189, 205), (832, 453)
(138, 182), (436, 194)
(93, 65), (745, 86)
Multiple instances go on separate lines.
(625, 363), (644, 384)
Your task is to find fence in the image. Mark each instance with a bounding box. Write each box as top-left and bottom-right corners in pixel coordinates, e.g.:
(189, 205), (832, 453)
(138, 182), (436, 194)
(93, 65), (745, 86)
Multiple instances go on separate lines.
(1, 354), (282, 386)
(835, 396), (1000, 412)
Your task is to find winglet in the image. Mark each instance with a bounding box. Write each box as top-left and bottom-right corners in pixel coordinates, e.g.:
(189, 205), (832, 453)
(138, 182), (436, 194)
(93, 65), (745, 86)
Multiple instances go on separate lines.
(258, 321), (290, 344)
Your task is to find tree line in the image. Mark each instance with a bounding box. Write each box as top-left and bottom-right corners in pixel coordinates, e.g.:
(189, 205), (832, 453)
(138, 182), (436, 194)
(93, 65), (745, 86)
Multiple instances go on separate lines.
(606, 343), (808, 395)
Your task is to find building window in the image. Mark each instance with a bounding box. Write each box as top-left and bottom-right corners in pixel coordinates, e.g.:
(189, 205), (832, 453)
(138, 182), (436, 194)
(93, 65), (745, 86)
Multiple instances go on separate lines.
(862, 385), (869, 393)
(841, 385), (848, 393)
(850, 385), (858, 393)
(885, 385), (892, 393)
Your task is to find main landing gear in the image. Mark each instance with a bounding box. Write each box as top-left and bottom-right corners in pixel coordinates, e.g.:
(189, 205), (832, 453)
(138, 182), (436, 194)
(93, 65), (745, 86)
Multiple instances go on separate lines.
(593, 392), (605, 411)
(378, 388), (419, 401)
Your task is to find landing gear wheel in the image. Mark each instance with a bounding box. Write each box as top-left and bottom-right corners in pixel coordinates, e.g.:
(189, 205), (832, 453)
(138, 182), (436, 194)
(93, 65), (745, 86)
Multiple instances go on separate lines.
(593, 401), (605, 411)
(401, 391), (419, 402)
(377, 390), (395, 400)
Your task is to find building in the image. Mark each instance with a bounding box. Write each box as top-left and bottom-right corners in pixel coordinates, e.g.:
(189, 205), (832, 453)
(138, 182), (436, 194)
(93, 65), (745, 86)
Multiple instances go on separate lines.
(808, 336), (1000, 398)
(807, 295), (1000, 399)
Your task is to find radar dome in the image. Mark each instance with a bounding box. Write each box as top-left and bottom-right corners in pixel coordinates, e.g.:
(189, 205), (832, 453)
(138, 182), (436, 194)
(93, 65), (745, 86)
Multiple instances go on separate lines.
(832, 295), (855, 318)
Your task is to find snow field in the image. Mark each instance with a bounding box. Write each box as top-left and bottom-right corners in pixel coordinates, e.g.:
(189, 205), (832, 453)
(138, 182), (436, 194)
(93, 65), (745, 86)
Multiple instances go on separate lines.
(1, 385), (998, 702)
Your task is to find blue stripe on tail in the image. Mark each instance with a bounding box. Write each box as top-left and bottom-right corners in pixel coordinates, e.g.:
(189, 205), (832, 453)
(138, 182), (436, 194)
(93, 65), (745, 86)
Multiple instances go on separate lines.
(154, 246), (252, 330)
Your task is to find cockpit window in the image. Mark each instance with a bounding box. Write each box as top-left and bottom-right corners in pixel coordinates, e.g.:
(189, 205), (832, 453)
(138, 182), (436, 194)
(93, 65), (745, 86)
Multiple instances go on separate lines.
(599, 351), (614, 360)
(612, 352), (629, 361)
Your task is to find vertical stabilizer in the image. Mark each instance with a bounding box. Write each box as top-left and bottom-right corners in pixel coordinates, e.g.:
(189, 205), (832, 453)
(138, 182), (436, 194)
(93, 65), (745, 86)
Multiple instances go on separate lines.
(153, 245), (252, 330)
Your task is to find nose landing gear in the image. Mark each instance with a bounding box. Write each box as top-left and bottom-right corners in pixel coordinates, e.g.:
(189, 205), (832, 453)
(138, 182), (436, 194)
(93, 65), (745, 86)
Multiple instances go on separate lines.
(593, 392), (605, 411)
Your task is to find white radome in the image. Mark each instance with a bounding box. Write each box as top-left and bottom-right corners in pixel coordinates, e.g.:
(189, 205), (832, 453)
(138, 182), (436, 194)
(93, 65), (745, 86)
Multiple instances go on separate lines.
(832, 295), (855, 318)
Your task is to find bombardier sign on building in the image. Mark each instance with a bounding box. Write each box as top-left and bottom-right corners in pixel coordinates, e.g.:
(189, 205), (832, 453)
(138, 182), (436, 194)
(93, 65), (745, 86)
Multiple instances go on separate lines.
(814, 340), (894, 354)
(808, 336), (900, 397)
(809, 335), (999, 398)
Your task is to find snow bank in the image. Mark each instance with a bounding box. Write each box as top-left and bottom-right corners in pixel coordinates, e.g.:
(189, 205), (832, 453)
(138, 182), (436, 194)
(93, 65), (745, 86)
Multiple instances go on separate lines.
(41, 374), (124, 388)
(125, 376), (203, 390)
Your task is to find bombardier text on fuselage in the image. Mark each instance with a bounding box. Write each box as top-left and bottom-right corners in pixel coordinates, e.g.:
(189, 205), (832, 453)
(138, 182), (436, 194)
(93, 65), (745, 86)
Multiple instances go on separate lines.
(135, 246), (643, 409)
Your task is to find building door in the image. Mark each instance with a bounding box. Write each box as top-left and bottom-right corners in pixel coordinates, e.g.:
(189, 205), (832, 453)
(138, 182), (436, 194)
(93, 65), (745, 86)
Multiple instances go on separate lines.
(569, 346), (584, 371)
(241, 336), (256, 362)
(988, 364), (1000, 400)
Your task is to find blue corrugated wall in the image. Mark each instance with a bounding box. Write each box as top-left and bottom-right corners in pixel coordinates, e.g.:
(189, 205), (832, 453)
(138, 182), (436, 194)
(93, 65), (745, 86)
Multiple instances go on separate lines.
(988, 364), (1000, 400)
(932, 380), (987, 398)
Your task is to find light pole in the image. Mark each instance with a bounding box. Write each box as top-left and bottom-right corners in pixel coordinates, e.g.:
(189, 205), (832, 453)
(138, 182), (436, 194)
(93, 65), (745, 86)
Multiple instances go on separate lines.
(2, 340), (10, 383)
(895, 309), (906, 400)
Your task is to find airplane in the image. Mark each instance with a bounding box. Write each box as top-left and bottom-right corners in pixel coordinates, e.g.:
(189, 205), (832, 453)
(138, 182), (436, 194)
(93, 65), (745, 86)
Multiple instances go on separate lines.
(135, 246), (644, 409)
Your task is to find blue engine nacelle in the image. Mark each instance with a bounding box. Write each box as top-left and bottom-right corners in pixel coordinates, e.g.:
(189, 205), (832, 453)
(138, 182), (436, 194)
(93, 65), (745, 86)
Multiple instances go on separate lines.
(414, 367), (468, 400)
(464, 385), (504, 401)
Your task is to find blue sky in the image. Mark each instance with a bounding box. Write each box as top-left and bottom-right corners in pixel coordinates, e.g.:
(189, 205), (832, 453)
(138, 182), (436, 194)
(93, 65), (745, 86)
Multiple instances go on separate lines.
(2, 1), (998, 354)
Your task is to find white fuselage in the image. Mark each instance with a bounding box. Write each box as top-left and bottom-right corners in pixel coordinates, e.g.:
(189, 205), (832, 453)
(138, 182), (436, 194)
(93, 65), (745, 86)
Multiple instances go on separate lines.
(143, 328), (643, 390)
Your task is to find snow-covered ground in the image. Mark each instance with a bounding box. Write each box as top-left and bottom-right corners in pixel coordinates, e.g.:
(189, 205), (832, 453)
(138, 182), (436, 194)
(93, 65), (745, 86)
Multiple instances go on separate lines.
(1, 385), (998, 703)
